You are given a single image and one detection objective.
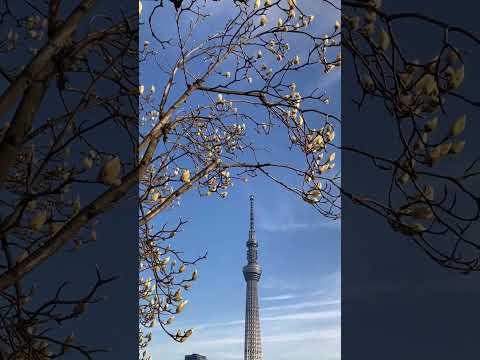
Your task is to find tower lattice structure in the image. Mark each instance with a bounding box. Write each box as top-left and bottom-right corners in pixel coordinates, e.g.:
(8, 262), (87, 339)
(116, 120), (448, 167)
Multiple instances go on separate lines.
(243, 195), (263, 360)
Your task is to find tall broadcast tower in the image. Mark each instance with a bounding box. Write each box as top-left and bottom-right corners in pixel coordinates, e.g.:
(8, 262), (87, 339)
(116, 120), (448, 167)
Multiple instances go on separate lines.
(243, 195), (263, 360)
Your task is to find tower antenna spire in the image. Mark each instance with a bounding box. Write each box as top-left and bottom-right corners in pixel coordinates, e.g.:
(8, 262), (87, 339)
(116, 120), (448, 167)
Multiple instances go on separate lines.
(249, 194), (255, 234)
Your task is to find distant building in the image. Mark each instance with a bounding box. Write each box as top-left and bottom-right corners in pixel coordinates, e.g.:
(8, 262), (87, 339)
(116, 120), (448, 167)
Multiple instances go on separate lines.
(185, 354), (207, 360)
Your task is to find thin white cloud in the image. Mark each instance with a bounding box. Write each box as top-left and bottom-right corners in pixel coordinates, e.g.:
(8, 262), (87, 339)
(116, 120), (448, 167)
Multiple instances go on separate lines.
(262, 309), (340, 322)
(311, 289), (327, 296)
(260, 277), (301, 291)
(195, 319), (245, 331)
(188, 328), (340, 347)
(194, 308), (340, 331)
(208, 351), (243, 360)
(264, 328), (340, 343)
(255, 196), (340, 233)
(261, 294), (296, 301)
(262, 299), (340, 312)
(188, 336), (243, 347)
(258, 220), (340, 232)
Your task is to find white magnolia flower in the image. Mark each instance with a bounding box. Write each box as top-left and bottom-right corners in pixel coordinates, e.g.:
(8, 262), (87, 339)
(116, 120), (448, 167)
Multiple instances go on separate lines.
(30, 210), (47, 231)
(450, 114), (466, 137)
(295, 115), (304, 127)
(181, 169), (191, 183)
(260, 15), (268, 26)
(450, 141), (465, 154)
(447, 49), (460, 65)
(379, 29), (390, 51)
(98, 155), (122, 186)
(73, 195), (81, 213)
(365, 11), (376, 23)
(450, 65), (464, 89)
(305, 189), (321, 203)
(176, 300), (188, 314)
(323, 34), (330, 46)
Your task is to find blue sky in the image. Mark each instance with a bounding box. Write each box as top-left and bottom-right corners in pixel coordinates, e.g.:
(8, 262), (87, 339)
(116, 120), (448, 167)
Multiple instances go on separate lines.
(149, 179), (341, 360)
(140, 1), (341, 359)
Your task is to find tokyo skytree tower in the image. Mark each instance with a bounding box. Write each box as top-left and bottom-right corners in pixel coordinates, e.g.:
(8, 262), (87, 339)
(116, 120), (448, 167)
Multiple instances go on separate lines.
(243, 195), (263, 360)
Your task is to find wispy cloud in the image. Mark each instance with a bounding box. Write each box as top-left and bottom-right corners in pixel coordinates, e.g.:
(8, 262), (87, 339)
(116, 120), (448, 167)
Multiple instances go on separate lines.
(208, 351), (243, 360)
(262, 299), (340, 312)
(194, 308), (340, 331)
(261, 294), (297, 301)
(264, 328), (340, 343)
(188, 328), (340, 347)
(187, 336), (243, 347)
(196, 319), (245, 331)
(311, 289), (327, 296)
(260, 277), (301, 291)
(255, 195), (340, 233)
(258, 220), (340, 232)
(262, 309), (340, 322)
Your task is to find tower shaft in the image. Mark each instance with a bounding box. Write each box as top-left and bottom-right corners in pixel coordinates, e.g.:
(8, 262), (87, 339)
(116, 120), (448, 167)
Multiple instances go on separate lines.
(244, 280), (262, 360)
(243, 195), (262, 360)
